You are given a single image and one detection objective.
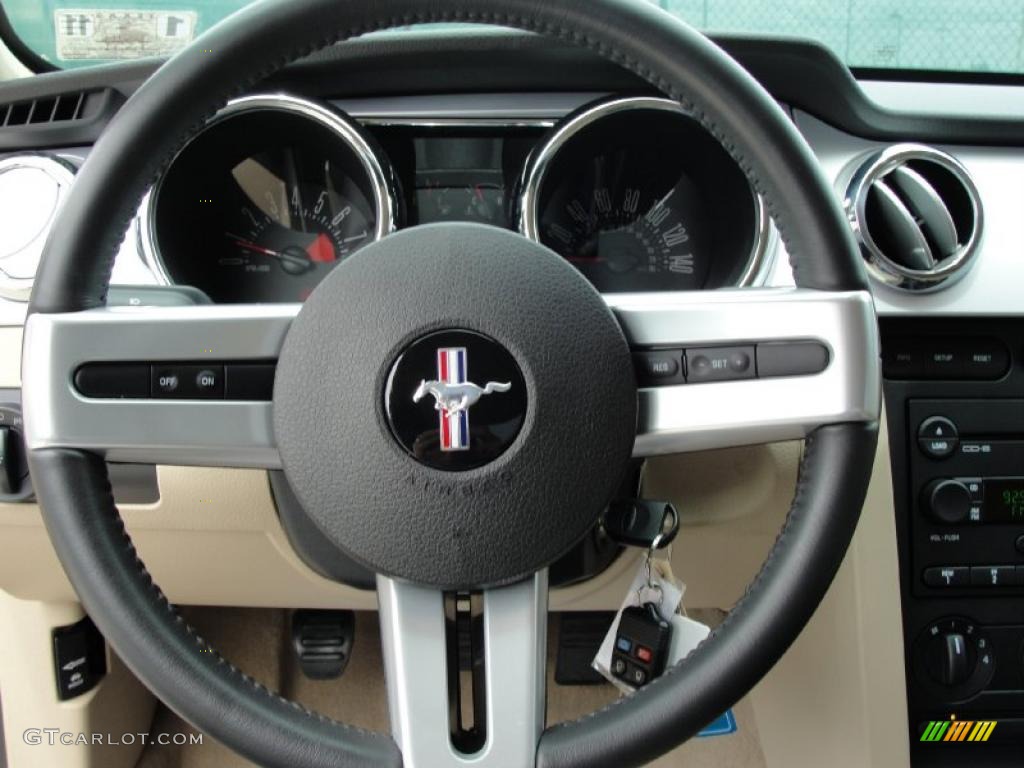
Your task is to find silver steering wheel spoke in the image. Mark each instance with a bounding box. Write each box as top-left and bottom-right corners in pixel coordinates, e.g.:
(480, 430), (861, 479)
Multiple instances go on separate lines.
(610, 287), (881, 455)
(22, 303), (296, 468)
(21, 287), (879, 468)
(377, 571), (548, 768)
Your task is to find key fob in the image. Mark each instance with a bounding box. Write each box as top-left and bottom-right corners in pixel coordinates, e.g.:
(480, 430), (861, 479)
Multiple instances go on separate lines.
(610, 602), (672, 688)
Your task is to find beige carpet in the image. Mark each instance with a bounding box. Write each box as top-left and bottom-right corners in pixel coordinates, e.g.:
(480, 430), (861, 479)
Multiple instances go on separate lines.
(136, 608), (765, 768)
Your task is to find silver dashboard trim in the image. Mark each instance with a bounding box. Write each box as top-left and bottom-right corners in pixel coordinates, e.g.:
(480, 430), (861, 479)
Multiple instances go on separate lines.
(843, 143), (983, 292)
(138, 93), (398, 287)
(378, 572), (548, 768)
(517, 95), (775, 289)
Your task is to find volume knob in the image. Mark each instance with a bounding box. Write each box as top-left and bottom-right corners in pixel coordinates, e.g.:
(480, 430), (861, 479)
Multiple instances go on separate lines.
(923, 479), (972, 524)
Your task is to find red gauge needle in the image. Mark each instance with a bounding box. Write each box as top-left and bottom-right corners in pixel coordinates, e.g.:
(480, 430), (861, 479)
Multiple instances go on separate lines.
(224, 232), (287, 258)
(224, 232), (310, 271)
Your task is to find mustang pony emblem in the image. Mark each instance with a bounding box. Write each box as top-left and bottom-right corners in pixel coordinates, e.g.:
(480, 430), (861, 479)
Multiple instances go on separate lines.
(412, 347), (511, 451)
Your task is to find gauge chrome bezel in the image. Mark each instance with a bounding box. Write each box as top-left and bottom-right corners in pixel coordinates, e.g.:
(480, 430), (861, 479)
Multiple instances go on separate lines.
(0, 153), (77, 301)
(843, 143), (983, 293)
(138, 93), (398, 286)
(516, 95), (774, 289)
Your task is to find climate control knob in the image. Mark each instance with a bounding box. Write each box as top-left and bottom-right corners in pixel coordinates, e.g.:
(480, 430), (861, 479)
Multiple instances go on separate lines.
(923, 479), (973, 524)
(914, 618), (994, 702)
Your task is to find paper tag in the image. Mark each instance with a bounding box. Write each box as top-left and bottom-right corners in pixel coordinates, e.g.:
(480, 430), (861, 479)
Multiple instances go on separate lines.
(667, 612), (711, 665)
(592, 556), (683, 693)
(55, 9), (197, 61)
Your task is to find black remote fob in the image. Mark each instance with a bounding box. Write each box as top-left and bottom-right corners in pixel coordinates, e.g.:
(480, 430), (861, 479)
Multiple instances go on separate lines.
(610, 602), (672, 688)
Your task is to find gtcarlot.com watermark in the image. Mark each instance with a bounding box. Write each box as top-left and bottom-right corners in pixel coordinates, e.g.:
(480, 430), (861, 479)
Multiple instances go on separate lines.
(24, 729), (203, 746)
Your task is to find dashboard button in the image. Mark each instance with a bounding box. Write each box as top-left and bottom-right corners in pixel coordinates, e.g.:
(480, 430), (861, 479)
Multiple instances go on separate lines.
(153, 367), (181, 396)
(923, 341), (968, 379)
(960, 338), (1009, 380)
(152, 365), (224, 399)
(225, 364), (276, 400)
(757, 341), (829, 378)
(74, 364), (150, 399)
(922, 566), (969, 588)
(882, 339), (925, 379)
(917, 416), (958, 459)
(685, 346), (755, 383)
(970, 565), (1018, 587)
(632, 351), (683, 386)
(194, 368), (224, 397)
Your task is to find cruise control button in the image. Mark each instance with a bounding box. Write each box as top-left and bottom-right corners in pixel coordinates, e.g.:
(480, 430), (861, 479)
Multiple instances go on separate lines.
(152, 364), (225, 399)
(632, 350), (683, 386)
(757, 341), (829, 378)
(153, 368), (181, 396)
(195, 368), (223, 396)
(685, 346), (755, 383)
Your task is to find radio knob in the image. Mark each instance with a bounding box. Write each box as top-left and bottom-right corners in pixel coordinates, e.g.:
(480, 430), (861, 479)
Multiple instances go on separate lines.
(923, 479), (973, 524)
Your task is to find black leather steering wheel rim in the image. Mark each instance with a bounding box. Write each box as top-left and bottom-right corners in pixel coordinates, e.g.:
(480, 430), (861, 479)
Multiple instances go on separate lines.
(24, 1), (879, 767)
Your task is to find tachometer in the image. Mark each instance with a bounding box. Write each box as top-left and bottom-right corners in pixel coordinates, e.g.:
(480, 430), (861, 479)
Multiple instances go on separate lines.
(519, 96), (769, 292)
(148, 95), (396, 303)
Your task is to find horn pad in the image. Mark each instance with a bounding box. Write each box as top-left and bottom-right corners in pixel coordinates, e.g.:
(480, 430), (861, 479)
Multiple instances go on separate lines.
(273, 223), (636, 589)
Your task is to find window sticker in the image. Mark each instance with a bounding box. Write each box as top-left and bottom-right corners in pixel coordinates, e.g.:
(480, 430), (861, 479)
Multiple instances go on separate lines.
(54, 9), (197, 61)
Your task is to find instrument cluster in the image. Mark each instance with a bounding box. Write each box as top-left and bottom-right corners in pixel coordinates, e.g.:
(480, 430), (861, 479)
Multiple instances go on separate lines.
(144, 94), (771, 303)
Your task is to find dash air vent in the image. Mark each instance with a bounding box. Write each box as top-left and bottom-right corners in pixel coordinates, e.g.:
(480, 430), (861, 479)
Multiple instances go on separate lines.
(1, 91), (88, 127)
(845, 144), (982, 292)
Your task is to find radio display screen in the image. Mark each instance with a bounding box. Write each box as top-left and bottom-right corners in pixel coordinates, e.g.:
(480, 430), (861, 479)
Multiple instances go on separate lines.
(984, 479), (1024, 523)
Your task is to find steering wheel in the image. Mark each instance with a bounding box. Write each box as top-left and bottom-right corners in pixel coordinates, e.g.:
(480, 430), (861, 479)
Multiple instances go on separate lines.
(21, 1), (881, 766)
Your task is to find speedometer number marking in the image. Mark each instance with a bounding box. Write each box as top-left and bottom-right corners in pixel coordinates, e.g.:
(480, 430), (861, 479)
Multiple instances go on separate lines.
(667, 254), (695, 274)
(661, 223), (689, 248)
(645, 203), (670, 228)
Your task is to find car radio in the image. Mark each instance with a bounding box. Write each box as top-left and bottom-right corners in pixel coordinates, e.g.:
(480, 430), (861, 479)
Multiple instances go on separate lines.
(882, 317), (1024, 765)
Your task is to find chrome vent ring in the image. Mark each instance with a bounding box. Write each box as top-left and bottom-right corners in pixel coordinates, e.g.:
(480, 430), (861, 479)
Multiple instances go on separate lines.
(845, 144), (982, 292)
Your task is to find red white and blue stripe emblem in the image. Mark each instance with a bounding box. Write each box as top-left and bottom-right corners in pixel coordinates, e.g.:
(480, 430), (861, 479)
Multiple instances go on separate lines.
(437, 347), (469, 451)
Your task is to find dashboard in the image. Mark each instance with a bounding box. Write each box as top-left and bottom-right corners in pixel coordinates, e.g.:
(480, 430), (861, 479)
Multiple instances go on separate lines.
(2, 29), (1024, 768)
(140, 93), (767, 303)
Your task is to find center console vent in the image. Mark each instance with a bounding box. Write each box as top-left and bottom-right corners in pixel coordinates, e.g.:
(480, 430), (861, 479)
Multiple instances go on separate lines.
(845, 144), (982, 292)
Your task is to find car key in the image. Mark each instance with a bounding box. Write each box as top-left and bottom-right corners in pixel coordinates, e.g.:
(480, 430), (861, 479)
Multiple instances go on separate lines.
(603, 500), (679, 550)
(610, 601), (673, 688)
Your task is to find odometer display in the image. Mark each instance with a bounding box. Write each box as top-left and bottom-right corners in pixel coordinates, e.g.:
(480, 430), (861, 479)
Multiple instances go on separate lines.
(524, 99), (761, 292)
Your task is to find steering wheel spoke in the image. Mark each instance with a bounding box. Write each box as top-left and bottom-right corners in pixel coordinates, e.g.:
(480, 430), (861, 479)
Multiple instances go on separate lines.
(378, 571), (548, 768)
(22, 304), (297, 468)
(612, 287), (881, 455)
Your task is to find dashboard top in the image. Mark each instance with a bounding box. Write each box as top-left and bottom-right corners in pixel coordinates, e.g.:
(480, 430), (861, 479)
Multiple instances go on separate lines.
(0, 30), (1022, 321)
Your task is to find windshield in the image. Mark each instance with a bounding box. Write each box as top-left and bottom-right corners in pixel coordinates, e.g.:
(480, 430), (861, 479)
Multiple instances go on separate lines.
(3, 0), (1023, 76)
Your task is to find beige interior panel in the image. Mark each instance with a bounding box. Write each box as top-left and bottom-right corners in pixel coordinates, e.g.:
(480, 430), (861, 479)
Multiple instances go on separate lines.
(0, 592), (155, 768)
(1, 314), (908, 766)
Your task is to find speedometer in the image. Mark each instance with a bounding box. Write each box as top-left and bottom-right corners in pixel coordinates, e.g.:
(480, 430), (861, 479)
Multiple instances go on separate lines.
(519, 96), (770, 292)
(148, 95), (396, 303)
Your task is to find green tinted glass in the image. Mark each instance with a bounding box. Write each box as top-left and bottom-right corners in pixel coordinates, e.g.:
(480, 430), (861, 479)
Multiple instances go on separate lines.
(3, 0), (1023, 75)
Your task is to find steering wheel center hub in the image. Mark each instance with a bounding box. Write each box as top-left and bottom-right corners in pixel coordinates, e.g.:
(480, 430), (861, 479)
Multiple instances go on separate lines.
(272, 223), (637, 588)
